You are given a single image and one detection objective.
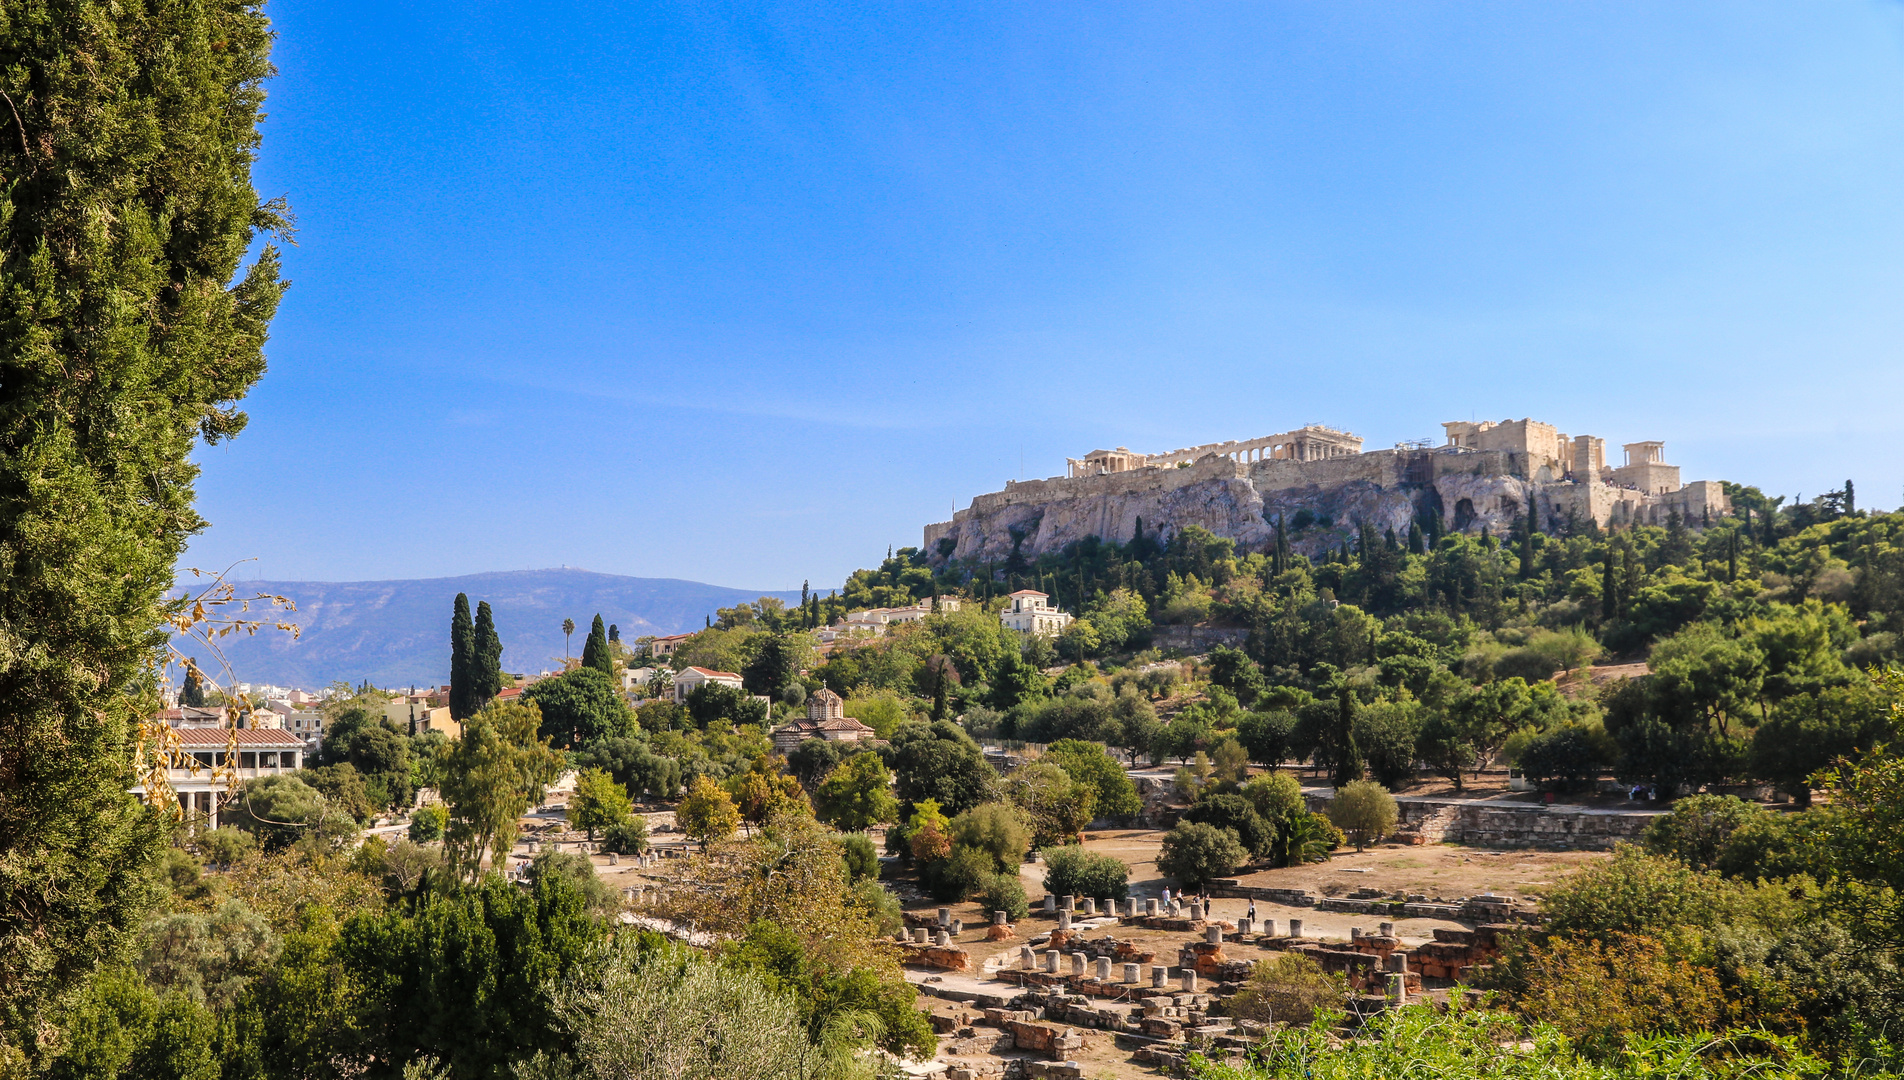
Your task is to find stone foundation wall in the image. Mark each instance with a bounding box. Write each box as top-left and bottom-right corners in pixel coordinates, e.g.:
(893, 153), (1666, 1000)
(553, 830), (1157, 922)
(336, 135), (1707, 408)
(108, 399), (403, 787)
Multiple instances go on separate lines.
(1303, 792), (1663, 851)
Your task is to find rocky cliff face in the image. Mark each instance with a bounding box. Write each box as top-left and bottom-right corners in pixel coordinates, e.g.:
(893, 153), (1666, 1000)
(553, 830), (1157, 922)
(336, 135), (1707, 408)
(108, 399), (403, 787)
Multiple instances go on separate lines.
(923, 450), (1565, 566)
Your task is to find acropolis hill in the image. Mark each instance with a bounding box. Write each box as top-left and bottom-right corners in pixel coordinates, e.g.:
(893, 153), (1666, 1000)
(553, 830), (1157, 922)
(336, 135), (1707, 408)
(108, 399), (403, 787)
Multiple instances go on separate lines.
(923, 418), (1729, 565)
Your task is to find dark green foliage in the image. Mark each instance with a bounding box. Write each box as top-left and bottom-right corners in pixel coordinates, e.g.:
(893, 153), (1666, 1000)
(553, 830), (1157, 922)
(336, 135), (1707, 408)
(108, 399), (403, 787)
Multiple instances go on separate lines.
(922, 844), (993, 902)
(180, 662), (208, 709)
(885, 719), (997, 817)
(1183, 794), (1275, 858)
(838, 832), (880, 883)
(1517, 726), (1609, 792)
(339, 870), (602, 1079)
(1351, 701), (1420, 790)
(977, 872), (1030, 922)
(601, 815), (649, 856)
(524, 666), (634, 749)
(1044, 739), (1143, 820)
(1641, 795), (1766, 872)
(318, 710), (416, 811)
(573, 736), (681, 801)
(0, 0), (286, 1051)
(1206, 646), (1266, 707)
(580, 614), (612, 678)
(471, 601), (505, 711)
(723, 920), (936, 1060)
(1155, 821), (1248, 890)
(1236, 710), (1298, 766)
(742, 633), (806, 696)
(786, 737), (846, 790)
(1715, 809), (1835, 881)
(1329, 686), (1364, 788)
(46, 966), (221, 1080)
(1040, 845), (1130, 900)
(684, 681), (770, 729)
(451, 594), (476, 720)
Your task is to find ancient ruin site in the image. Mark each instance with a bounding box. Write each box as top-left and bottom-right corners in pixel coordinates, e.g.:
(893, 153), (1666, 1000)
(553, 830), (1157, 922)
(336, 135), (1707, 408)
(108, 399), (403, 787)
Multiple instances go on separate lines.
(926, 417), (1729, 567)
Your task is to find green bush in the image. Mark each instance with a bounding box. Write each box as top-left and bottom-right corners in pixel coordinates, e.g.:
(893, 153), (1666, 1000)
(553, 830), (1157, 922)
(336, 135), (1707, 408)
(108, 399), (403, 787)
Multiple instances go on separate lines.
(1156, 821), (1247, 890)
(838, 832), (880, 883)
(1641, 794), (1765, 872)
(601, 815), (649, 856)
(949, 802), (1032, 872)
(977, 872), (1030, 922)
(408, 803), (448, 843)
(923, 843), (993, 902)
(1183, 794), (1275, 858)
(1326, 780), (1398, 850)
(193, 827), (257, 867)
(1041, 844), (1130, 901)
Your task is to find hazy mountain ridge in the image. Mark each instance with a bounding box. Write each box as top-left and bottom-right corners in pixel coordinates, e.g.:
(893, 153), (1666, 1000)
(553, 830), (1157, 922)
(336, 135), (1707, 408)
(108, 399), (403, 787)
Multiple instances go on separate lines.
(203, 569), (806, 689)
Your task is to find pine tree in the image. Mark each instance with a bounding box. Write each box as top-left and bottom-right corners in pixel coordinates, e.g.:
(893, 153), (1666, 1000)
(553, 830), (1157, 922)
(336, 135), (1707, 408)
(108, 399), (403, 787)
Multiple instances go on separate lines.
(472, 602), (504, 710)
(0, 2), (285, 1055)
(582, 614), (612, 677)
(450, 594), (475, 720)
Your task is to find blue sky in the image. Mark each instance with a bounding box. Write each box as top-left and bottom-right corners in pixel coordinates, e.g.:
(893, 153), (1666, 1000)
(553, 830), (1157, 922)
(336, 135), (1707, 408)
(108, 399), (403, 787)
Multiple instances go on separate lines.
(188, 1), (1904, 590)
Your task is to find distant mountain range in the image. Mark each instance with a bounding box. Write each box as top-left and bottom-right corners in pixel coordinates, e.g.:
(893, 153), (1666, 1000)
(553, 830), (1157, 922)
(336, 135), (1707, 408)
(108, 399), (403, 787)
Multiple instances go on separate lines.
(197, 569), (807, 690)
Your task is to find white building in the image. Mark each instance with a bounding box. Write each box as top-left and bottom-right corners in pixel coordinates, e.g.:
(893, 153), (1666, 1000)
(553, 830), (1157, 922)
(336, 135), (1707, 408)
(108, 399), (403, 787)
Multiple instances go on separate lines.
(1000, 590), (1074, 637)
(162, 726), (308, 829)
(672, 665), (745, 704)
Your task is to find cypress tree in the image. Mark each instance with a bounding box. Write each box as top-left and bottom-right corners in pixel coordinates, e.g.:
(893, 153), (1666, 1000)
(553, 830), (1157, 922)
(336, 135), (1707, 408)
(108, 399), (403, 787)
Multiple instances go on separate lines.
(608, 624), (619, 643)
(1601, 550), (1618, 621)
(179, 661), (207, 709)
(472, 601), (504, 710)
(0, 3), (286, 1053)
(1520, 499), (1538, 580)
(1274, 516), (1289, 575)
(1407, 521), (1424, 556)
(1727, 530), (1739, 583)
(450, 593), (475, 720)
(1763, 505), (1778, 547)
(1331, 686), (1364, 789)
(1846, 479), (1856, 517)
(582, 614), (612, 677)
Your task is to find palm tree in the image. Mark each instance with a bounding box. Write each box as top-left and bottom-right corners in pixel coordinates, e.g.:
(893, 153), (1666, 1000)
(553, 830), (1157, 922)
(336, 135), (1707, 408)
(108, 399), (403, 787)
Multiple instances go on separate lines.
(563, 617), (576, 657)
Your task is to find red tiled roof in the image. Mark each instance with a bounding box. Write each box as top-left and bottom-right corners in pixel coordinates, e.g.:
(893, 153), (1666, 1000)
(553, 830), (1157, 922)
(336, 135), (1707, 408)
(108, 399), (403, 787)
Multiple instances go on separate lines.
(653, 633), (695, 642)
(1007, 589), (1047, 597)
(496, 688), (523, 700)
(681, 666), (742, 679)
(172, 727), (306, 747)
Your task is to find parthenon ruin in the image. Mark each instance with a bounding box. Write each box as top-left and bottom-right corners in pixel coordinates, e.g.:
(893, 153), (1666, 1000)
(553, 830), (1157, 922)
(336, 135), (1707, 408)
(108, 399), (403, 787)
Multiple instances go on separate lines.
(1067, 424), (1364, 477)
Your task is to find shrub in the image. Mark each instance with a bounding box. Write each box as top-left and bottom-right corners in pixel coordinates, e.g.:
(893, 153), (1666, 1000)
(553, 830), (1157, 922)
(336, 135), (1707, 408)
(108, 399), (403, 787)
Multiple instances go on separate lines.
(1507, 933), (1723, 1061)
(1041, 845), (1130, 901)
(1157, 821), (1247, 890)
(1542, 847), (1812, 943)
(1183, 794), (1275, 858)
(977, 872), (1030, 922)
(1225, 951), (1345, 1026)
(194, 827), (256, 868)
(949, 803), (1032, 873)
(1715, 809), (1833, 881)
(408, 803), (448, 843)
(601, 815), (649, 856)
(1642, 794), (1765, 872)
(923, 843), (992, 902)
(1326, 781), (1398, 850)
(838, 831), (880, 883)
(851, 878), (905, 936)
